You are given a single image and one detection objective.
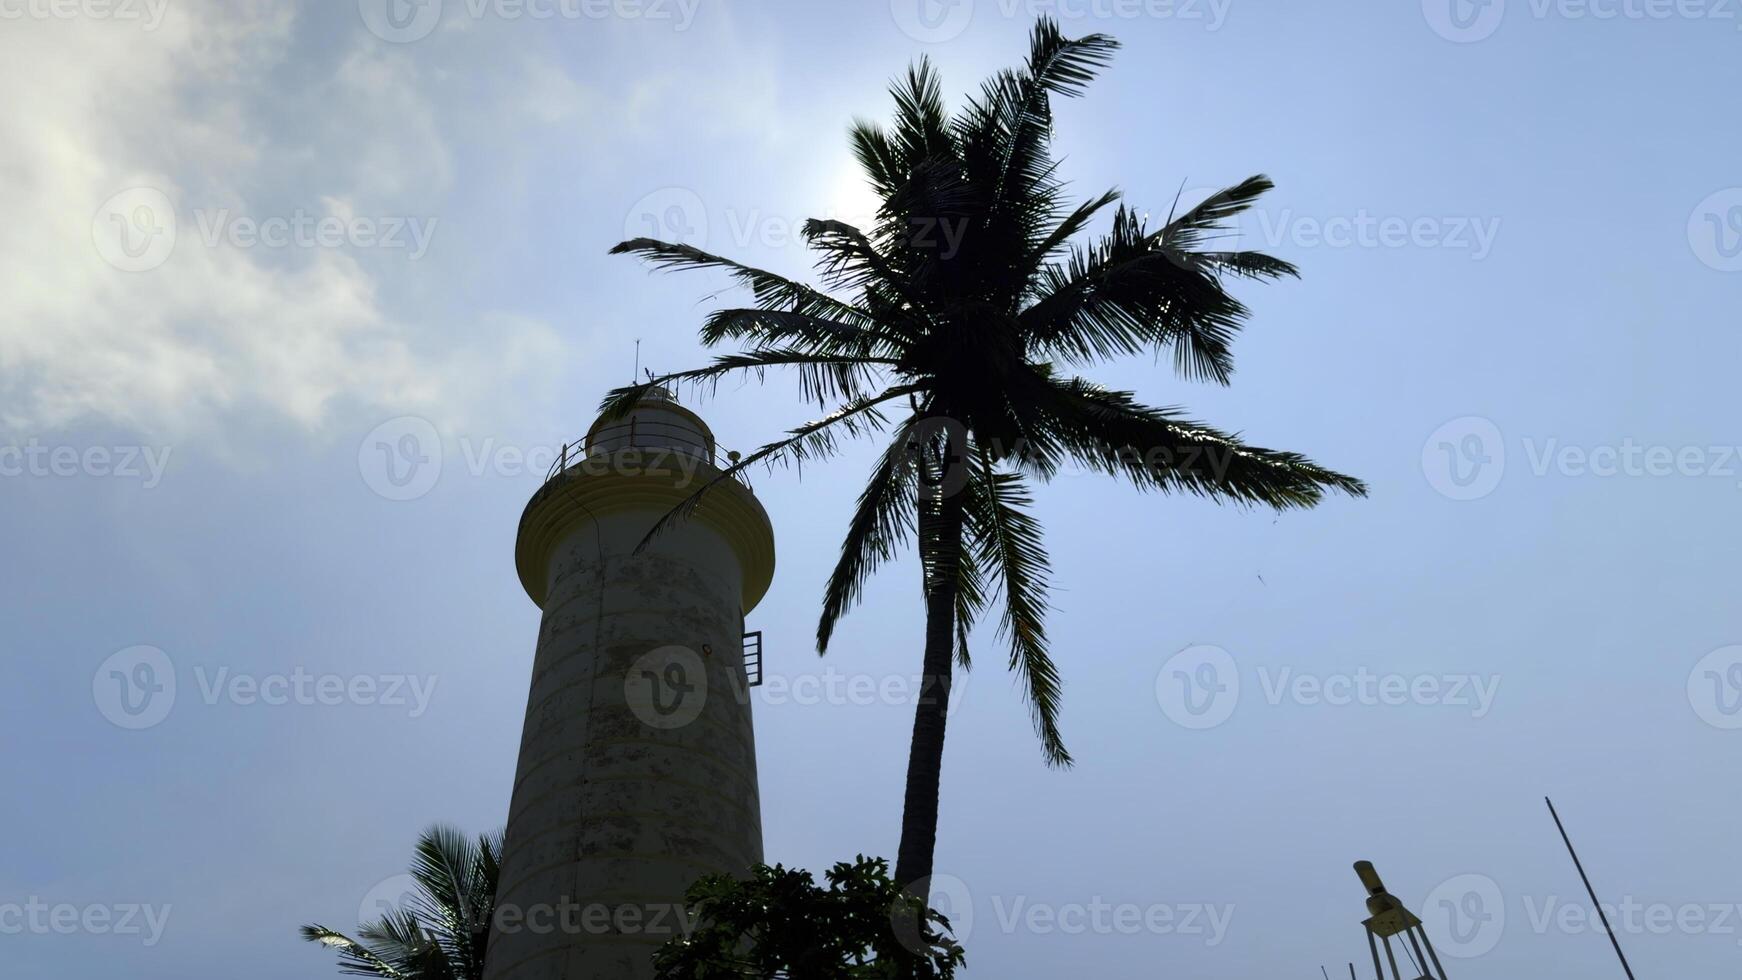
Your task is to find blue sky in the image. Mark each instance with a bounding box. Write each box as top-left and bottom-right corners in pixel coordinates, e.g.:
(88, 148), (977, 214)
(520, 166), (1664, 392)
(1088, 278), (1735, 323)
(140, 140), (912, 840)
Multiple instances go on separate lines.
(3, 0), (1740, 976)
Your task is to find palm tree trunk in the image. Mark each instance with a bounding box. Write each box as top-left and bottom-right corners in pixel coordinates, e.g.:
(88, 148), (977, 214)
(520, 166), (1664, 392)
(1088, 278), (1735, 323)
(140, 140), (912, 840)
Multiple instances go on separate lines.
(895, 483), (964, 892)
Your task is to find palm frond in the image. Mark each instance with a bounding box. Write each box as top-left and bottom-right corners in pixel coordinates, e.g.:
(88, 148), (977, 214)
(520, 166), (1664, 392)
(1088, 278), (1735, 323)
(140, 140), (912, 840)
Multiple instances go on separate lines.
(1027, 188), (1121, 272)
(1185, 249), (1299, 281)
(609, 238), (870, 329)
(356, 908), (456, 980)
(701, 308), (907, 355)
(607, 350), (900, 419)
(889, 59), (953, 172)
(1021, 205), (1250, 383)
(1020, 374), (1369, 507)
(964, 451), (1070, 766)
(407, 826), (486, 977)
(300, 925), (415, 980)
(1160, 174), (1276, 252)
(817, 416), (921, 654)
(1020, 17), (1122, 100)
(951, 18), (1120, 303)
(850, 118), (906, 202)
(802, 218), (936, 324)
(951, 532), (986, 671)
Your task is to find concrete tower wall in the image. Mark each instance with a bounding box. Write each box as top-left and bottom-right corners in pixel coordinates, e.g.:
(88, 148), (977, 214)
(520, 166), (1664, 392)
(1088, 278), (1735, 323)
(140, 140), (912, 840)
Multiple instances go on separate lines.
(485, 397), (775, 980)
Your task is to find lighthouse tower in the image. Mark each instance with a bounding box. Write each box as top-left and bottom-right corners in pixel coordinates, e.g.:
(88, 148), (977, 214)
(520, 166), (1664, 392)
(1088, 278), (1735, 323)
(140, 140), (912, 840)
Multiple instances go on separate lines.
(484, 390), (776, 980)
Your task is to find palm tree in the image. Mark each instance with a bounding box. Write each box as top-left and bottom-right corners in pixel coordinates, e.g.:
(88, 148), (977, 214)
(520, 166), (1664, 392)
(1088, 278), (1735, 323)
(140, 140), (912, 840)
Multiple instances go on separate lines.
(302, 825), (502, 979)
(605, 18), (1367, 891)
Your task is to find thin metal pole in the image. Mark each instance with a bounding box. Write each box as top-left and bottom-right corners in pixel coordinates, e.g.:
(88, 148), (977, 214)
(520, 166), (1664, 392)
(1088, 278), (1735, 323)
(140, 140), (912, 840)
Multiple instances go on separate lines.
(1405, 927), (1441, 980)
(1546, 796), (1637, 980)
(1382, 935), (1403, 980)
(1415, 926), (1451, 980)
(1367, 930), (1385, 980)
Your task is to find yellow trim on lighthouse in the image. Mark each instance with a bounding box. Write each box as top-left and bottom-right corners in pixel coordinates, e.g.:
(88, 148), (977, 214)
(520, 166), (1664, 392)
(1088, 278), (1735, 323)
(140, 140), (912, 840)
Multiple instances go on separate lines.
(513, 456), (776, 612)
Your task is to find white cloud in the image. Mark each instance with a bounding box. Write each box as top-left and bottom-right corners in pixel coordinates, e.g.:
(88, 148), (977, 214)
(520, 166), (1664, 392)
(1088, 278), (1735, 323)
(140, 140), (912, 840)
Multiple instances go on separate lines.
(0, 1), (563, 445)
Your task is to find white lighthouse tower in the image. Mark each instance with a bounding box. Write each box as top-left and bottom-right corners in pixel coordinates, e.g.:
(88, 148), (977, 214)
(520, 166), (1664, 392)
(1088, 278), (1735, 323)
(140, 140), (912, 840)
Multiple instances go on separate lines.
(484, 390), (776, 980)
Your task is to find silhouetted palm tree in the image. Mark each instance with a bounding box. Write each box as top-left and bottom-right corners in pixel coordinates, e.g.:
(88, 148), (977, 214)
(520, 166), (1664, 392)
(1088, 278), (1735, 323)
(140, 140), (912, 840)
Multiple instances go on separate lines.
(607, 18), (1366, 891)
(302, 825), (501, 979)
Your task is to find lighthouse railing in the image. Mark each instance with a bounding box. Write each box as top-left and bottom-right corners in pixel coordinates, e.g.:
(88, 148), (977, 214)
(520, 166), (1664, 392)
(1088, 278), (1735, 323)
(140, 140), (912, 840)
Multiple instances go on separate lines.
(544, 420), (750, 487)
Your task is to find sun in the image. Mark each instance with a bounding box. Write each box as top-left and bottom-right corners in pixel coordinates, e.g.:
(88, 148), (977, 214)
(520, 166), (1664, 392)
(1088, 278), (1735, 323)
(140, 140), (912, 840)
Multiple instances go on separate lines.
(821, 159), (882, 231)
